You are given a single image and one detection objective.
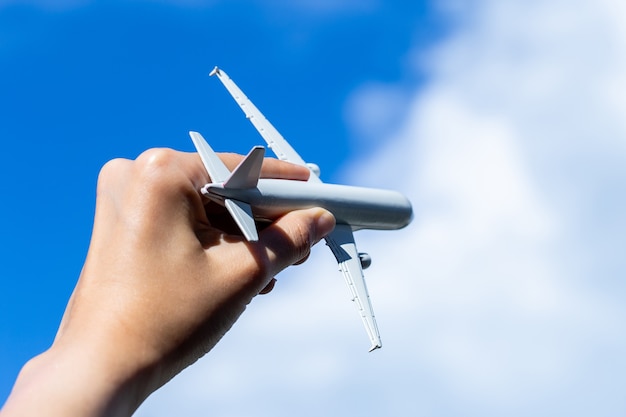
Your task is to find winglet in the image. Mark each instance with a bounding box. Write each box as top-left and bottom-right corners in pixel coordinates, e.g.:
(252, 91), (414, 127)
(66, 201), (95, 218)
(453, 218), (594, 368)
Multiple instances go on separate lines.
(369, 342), (382, 352)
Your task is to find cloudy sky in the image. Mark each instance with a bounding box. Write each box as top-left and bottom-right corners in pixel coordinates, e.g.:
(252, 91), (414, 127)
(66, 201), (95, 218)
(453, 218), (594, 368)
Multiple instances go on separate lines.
(1, 1), (625, 416)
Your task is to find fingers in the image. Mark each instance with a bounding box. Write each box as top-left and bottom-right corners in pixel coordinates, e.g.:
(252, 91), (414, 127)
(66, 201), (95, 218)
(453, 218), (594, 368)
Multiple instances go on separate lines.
(98, 148), (327, 299)
(98, 148), (308, 196)
(217, 152), (310, 181)
(205, 208), (334, 301)
(226, 207), (334, 298)
(258, 278), (277, 295)
(259, 158), (310, 181)
(256, 207), (335, 278)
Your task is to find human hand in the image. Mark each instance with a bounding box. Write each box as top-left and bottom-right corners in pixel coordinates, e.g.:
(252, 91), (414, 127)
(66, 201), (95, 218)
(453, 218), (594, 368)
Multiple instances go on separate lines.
(1, 148), (335, 417)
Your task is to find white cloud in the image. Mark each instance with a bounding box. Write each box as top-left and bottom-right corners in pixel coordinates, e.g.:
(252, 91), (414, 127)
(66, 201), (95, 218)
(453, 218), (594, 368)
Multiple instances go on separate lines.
(137, 0), (626, 416)
(344, 82), (412, 147)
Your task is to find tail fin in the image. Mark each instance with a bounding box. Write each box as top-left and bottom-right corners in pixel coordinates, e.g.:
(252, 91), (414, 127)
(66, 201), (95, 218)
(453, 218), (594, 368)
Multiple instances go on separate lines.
(190, 131), (264, 242)
(221, 146), (265, 241)
(224, 146), (265, 189)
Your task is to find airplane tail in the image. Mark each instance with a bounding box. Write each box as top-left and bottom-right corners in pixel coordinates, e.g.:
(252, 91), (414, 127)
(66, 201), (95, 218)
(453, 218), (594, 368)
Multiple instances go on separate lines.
(189, 131), (264, 241)
(224, 146), (265, 189)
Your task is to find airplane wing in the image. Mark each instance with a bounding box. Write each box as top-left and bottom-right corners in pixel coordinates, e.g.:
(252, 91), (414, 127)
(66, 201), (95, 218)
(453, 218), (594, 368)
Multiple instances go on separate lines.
(325, 224), (382, 352)
(210, 67), (381, 351)
(210, 66), (321, 183)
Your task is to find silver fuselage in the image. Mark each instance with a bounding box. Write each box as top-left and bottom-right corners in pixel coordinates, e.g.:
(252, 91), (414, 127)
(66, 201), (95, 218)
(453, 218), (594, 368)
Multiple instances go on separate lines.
(203, 179), (413, 231)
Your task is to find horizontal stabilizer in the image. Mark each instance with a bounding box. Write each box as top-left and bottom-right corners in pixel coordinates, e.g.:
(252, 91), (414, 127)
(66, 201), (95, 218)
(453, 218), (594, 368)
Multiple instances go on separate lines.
(224, 199), (258, 241)
(224, 146), (265, 189)
(189, 131), (231, 183)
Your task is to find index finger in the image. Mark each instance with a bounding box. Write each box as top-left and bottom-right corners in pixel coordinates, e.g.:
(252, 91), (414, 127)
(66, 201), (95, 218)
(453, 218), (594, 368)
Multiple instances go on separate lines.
(218, 152), (311, 181)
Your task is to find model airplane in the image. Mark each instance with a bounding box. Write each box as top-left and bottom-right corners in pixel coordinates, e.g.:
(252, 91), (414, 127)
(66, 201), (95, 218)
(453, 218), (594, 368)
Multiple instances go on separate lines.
(190, 67), (413, 351)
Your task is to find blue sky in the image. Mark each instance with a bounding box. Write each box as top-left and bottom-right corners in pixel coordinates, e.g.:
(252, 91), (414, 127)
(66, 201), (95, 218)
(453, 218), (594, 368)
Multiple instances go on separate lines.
(2, 1), (626, 416)
(0, 0), (441, 404)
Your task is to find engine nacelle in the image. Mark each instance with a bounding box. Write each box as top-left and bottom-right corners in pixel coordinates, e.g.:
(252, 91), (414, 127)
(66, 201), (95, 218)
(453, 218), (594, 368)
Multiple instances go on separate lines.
(359, 252), (372, 270)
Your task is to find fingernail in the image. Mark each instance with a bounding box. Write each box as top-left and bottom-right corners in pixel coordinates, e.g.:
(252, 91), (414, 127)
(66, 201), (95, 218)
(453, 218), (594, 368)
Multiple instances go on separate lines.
(314, 209), (336, 242)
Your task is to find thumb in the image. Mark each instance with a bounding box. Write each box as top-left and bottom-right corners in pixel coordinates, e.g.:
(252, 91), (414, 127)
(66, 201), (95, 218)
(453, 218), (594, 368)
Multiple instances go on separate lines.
(258, 207), (336, 277)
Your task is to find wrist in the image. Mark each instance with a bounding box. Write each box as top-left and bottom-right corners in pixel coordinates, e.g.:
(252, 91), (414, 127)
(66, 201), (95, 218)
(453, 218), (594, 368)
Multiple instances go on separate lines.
(3, 337), (154, 417)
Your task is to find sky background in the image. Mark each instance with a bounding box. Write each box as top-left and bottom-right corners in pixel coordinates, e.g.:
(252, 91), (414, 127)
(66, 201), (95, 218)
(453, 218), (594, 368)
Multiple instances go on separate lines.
(1, 1), (625, 416)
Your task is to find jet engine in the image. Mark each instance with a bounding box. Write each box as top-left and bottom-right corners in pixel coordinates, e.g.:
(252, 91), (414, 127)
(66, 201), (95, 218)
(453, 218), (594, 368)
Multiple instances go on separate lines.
(358, 252), (372, 269)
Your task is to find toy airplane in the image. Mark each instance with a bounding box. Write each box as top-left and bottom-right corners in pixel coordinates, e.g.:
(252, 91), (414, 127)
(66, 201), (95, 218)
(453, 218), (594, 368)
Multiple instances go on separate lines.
(190, 67), (413, 351)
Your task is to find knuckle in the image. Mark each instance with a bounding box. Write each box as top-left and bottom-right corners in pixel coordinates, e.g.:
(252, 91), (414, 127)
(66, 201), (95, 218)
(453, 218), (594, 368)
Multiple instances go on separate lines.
(133, 148), (182, 190)
(286, 219), (313, 262)
(136, 148), (178, 172)
(97, 158), (130, 194)
(249, 251), (272, 281)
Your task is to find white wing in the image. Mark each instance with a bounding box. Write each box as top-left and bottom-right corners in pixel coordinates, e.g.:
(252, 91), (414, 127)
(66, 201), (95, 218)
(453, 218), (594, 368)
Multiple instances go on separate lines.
(210, 67), (321, 183)
(210, 67), (381, 351)
(325, 224), (382, 352)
